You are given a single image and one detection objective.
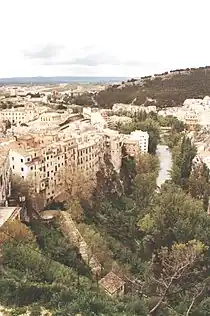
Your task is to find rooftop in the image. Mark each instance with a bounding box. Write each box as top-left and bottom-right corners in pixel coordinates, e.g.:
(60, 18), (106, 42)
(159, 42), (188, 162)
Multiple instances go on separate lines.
(99, 271), (125, 294)
(0, 206), (17, 227)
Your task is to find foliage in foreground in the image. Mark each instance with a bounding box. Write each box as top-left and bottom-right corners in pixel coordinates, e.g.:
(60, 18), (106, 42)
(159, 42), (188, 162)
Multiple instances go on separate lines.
(1, 146), (210, 315)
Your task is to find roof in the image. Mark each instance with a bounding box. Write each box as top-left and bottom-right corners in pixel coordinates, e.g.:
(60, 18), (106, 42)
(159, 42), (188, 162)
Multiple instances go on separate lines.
(99, 271), (125, 294)
(0, 206), (17, 227)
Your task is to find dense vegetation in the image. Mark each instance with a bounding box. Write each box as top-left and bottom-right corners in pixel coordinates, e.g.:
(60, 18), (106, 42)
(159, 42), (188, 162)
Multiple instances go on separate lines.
(70, 66), (210, 108)
(114, 110), (185, 154)
(1, 115), (210, 314)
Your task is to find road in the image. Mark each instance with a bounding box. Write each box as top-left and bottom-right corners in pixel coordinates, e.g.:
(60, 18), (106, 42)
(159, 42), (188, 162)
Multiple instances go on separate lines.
(156, 144), (172, 187)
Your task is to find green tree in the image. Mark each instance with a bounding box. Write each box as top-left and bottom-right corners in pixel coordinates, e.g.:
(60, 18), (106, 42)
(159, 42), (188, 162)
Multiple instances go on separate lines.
(171, 136), (197, 189)
(189, 162), (210, 210)
(139, 184), (210, 252)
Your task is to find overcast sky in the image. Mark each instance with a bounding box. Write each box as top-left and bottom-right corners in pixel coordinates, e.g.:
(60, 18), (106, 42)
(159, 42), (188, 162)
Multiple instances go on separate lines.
(1, 0), (209, 78)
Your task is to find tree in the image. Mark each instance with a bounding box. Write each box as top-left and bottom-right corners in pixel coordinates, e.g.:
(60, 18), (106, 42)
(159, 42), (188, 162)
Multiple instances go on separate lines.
(171, 136), (197, 189)
(120, 149), (136, 195)
(146, 240), (208, 316)
(139, 184), (210, 252)
(93, 154), (123, 201)
(61, 167), (95, 202)
(65, 199), (84, 223)
(189, 162), (210, 210)
(11, 175), (45, 216)
(78, 223), (113, 269)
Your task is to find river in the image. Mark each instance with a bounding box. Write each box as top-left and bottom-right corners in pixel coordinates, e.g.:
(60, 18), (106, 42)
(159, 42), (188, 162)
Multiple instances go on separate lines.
(156, 144), (172, 187)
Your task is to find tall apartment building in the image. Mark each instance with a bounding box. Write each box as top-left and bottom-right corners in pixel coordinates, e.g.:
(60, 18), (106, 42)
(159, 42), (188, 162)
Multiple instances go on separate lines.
(123, 130), (149, 156)
(8, 136), (77, 207)
(8, 131), (105, 209)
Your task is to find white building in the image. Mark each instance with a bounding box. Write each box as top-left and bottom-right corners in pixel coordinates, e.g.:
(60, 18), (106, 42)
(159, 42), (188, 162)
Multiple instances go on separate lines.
(129, 130), (149, 153)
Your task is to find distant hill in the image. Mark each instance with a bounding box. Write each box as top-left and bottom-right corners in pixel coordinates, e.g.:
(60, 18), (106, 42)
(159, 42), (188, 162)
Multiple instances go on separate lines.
(0, 76), (128, 85)
(94, 66), (210, 108)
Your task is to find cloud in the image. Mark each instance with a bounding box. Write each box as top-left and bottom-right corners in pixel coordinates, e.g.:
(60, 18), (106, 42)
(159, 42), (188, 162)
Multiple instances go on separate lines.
(69, 53), (119, 66)
(41, 51), (152, 68)
(23, 43), (64, 60)
(1, 0), (210, 77)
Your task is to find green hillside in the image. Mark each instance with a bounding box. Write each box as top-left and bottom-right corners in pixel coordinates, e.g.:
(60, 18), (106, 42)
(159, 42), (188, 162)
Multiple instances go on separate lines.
(94, 66), (210, 108)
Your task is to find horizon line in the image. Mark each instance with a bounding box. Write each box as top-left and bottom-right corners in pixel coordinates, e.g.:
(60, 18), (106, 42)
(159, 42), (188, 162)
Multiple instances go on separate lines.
(0, 75), (129, 79)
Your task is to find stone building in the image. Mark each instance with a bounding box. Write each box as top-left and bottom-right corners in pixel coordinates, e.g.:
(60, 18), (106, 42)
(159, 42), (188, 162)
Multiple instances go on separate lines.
(123, 130), (149, 156)
(99, 271), (125, 298)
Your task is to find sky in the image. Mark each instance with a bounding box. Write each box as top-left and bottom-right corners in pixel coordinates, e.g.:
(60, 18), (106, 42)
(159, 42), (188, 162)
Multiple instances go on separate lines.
(0, 0), (210, 78)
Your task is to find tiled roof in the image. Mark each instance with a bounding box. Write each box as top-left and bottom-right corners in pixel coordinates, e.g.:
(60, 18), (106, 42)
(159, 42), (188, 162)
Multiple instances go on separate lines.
(99, 271), (125, 294)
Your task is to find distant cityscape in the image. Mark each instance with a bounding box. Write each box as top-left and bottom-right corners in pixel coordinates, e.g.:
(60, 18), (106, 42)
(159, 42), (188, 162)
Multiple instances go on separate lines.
(0, 76), (128, 85)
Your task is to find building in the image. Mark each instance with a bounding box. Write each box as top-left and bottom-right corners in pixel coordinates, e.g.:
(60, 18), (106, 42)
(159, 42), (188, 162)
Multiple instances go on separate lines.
(7, 129), (105, 208)
(112, 103), (157, 115)
(0, 151), (11, 204)
(184, 111), (198, 130)
(99, 271), (125, 298)
(8, 135), (76, 208)
(39, 112), (62, 122)
(123, 130), (149, 156)
(0, 205), (21, 228)
(103, 129), (123, 173)
(0, 105), (37, 126)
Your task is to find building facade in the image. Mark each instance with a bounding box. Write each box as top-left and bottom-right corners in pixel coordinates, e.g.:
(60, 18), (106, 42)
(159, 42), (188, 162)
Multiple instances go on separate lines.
(123, 130), (149, 156)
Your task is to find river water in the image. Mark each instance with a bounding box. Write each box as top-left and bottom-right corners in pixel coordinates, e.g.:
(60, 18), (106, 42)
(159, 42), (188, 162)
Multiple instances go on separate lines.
(156, 144), (172, 187)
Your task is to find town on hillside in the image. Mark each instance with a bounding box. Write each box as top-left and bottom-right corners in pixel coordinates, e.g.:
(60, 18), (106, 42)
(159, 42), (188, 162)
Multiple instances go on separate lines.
(1, 77), (210, 316)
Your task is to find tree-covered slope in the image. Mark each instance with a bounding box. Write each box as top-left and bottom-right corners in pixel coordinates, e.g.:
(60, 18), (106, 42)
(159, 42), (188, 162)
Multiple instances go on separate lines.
(94, 66), (210, 108)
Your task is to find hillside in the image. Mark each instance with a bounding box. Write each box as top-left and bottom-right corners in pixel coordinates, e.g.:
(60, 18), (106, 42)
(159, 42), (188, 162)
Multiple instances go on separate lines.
(94, 66), (210, 108)
(1, 132), (210, 315)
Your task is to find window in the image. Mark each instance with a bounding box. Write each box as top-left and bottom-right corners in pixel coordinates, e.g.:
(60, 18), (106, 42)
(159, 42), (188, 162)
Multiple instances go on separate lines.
(12, 165), (15, 169)
(21, 167), (24, 172)
(21, 158), (23, 163)
(12, 157), (14, 161)
(47, 171), (49, 177)
(31, 166), (33, 170)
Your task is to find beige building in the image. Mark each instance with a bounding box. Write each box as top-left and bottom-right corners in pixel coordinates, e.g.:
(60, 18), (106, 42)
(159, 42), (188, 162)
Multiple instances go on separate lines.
(0, 107), (32, 125)
(99, 271), (125, 298)
(7, 130), (105, 208)
(0, 105), (150, 210)
(8, 136), (77, 208)
(112, 103), (157, 115)
(39, 112), (62, 122)
(184, 111), (198, 130)
(103, 129), (123, 173)
(123, 130), (149, 156)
